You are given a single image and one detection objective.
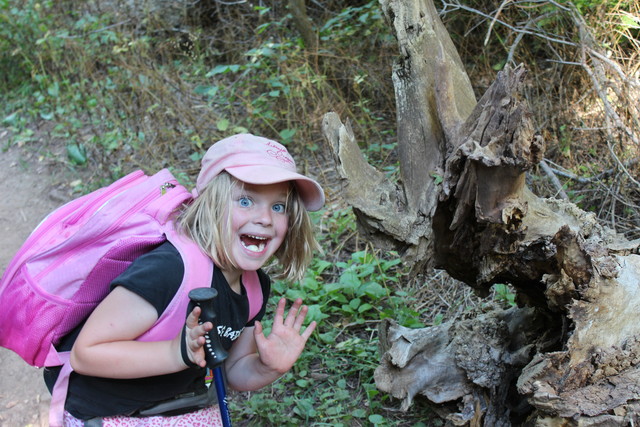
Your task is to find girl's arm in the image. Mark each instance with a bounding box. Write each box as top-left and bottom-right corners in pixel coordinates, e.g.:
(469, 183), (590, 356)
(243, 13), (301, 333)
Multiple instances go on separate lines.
(70, 286), (211, 378)
(224, 298), (316, 391)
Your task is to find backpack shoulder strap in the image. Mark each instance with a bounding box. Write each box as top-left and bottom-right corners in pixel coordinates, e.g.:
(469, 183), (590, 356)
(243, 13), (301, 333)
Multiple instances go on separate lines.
(48, 353), (72, 427)
(242, 270), (263, 322)
(136, 224), (213, 343)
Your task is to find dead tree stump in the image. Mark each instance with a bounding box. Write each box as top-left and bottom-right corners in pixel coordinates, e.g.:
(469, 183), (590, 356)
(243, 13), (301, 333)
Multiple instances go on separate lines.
(322, 0), (640, 424)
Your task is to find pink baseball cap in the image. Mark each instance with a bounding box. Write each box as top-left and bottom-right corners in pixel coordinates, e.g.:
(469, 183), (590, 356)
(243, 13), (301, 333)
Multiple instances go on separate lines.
(195, 134), (325, 211)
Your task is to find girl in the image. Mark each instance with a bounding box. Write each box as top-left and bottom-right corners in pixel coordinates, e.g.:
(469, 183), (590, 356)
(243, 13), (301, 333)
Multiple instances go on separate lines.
(45, 133), (325, 426)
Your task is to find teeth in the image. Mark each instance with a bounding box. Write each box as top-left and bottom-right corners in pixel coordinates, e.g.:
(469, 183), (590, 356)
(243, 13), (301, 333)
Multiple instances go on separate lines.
(244, 242), (266, 252)
(242, 235), (267, 253)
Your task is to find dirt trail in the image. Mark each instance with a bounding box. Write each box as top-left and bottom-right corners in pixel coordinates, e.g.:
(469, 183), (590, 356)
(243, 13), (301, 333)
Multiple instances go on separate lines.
(0, 136), (77, 427)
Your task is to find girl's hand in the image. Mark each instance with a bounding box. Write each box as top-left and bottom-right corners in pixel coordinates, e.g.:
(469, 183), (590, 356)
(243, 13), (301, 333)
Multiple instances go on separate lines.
(180, 306), (213, 368)
(253, 298), (317, 374)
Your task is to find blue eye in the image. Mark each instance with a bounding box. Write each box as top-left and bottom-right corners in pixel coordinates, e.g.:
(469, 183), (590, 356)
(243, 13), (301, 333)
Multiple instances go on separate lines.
(272, 203), (286, 213)
(239, 197), (253, 207)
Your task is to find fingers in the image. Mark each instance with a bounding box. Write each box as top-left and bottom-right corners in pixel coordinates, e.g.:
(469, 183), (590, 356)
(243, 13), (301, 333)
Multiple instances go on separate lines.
(253, 320), (266, 347)
(301, 320), (317, 340)
(184, 307), (213, 367)
(270, 298), (315, 338)
(185, 306), (202, 328)
(292, 304), (309, 330)
(281, 298), (305, 329)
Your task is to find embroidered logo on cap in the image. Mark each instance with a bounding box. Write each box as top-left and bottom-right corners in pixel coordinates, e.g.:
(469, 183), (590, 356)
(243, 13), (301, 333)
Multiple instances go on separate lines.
(265, 141), (294, 165)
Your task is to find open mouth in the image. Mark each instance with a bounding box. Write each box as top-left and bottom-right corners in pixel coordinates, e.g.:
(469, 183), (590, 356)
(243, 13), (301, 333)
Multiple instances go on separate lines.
(241, 234), (269, 253)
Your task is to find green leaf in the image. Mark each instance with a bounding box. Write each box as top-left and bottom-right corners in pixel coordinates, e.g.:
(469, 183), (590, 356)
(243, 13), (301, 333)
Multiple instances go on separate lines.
(358, 282), (387, 298)
(194, 85), (219, 97)
(358, 303), (373, 313)
(285, 289), (306, 300)
(352, 408), (367, 418)
(47, 82), (59, 97)
(369, 414), (385, 424)
(39, 110), (54, 120)
(278, 128), (296, 143)
(492, 58), (507, 71)
(216, 119), (230, 131)
(305, 304), (329, 323)
(66, 143), (87, 165)
(301, 276), (319, 291)
(620, 13), (640, 29)
(2, 112), (18, 126)
(137, 74), (149, 86)
(206, 64), (241, 76)
(381, 258), (402, 270)
(313, 259), (332, 274)
(430, 172), (443, 185)
(339, 270), (360, 292)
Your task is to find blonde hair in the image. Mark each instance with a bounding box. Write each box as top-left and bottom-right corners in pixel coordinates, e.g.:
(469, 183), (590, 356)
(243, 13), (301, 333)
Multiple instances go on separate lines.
(177, 172), (320, 283)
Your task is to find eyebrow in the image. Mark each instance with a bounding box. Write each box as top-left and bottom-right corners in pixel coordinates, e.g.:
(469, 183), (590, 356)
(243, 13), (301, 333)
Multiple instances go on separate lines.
(240, 188), (288, 200)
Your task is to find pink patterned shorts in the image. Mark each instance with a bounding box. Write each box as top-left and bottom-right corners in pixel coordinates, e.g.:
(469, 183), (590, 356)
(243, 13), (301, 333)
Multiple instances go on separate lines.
(62, 405), (222, 427)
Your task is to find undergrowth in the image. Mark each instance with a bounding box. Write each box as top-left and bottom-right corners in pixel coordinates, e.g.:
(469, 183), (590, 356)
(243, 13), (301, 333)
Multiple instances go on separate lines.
(1, 0), (637, 425)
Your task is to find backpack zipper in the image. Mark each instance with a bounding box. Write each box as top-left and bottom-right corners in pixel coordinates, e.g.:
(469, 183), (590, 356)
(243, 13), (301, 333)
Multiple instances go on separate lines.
(65, 170), (146, 226)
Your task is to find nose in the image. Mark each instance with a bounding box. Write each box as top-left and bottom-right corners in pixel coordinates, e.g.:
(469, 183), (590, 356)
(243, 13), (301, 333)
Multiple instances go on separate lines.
(253, 204), (273, 226)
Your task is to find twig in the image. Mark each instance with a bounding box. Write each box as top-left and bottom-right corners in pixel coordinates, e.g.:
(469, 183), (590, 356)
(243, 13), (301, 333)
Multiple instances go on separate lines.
(606, 141), (640, 188)
(543, 157), (640, 184)
(58, 20), (131, 39)
(440, 0), (577, 47)
(539, 159), (569, 199)
(485, 0), (512, 46)
(213, 0), (246, 5)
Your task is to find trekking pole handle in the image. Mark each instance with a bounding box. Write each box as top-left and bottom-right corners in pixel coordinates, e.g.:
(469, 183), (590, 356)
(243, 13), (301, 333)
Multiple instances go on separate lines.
(187, 288), (229, 368)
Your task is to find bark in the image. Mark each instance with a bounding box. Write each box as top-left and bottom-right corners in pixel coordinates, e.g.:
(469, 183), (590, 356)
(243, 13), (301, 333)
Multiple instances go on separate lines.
(322, 0), (640, 424)
(288, 0), (318, 51)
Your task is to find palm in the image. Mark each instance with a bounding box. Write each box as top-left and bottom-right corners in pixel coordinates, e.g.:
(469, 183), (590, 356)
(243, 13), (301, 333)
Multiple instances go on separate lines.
(254, 298), (316, 374)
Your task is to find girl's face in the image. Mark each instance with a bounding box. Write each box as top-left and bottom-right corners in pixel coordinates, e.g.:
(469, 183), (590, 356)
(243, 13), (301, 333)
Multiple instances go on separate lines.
(228, 181), (290, 272)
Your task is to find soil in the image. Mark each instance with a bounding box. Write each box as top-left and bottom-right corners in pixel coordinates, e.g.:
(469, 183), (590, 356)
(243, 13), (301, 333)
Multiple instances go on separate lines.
(0, 133), (82, 427)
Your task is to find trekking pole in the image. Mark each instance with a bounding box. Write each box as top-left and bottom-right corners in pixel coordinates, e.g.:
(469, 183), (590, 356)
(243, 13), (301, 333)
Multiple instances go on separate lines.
(188, 288), (232, 427)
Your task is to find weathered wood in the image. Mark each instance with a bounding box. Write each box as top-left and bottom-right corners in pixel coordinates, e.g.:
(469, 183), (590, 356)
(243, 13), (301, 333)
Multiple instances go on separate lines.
(323, 0), (478, 272)
(322, 113), (431, 264)
(376, 306), (558, 426)
(373, 62), (640, 422)
(323, 0), (640, 424)
(380, 0), (476, 216)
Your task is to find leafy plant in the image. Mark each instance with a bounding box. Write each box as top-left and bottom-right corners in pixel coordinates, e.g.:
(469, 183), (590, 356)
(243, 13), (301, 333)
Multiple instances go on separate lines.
(493, 283), (516, 307)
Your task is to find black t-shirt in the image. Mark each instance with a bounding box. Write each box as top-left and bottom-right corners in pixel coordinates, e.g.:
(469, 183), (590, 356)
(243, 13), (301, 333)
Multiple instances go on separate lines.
(43, 242), (270, 419)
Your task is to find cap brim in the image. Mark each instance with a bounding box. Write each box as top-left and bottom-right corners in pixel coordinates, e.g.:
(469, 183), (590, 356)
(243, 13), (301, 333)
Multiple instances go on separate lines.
(226, 165), (325, 211)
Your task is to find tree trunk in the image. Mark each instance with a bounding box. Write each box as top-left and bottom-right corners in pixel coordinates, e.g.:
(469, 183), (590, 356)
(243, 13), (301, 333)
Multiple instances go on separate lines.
(321, 0), (640, 425)
(288, 0), (318, 51)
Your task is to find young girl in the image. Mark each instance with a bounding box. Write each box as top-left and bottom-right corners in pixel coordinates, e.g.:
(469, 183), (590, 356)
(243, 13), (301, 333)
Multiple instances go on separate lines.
(44, 133), (325, 426)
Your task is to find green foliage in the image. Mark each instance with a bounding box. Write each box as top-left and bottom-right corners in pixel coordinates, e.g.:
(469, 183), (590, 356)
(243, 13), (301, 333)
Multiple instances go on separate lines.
(0, 0), (397, 177)
(0, 0), (51, 91)
(319, 1), (388, 44)
(492, 283), (516, 307)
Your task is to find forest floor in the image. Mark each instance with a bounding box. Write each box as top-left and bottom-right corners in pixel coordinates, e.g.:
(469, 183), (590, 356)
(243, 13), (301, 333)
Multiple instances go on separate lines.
(0, 130), (85, 427)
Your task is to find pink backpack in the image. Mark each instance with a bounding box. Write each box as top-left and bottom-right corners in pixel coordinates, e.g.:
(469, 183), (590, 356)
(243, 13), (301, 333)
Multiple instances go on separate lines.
(0, 169), (263, 426)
